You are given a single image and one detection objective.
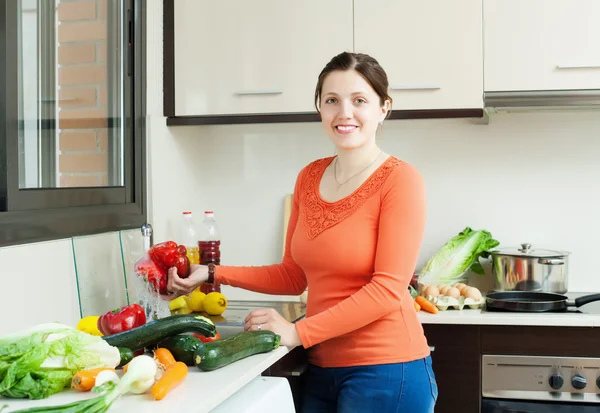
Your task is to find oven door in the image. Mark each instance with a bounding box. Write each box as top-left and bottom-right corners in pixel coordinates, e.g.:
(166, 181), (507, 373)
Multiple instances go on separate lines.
(482, 398), (600, 412)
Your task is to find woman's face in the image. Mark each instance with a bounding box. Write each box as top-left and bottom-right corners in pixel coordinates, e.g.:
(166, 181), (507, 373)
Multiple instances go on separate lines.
(319, 69), (390, 151)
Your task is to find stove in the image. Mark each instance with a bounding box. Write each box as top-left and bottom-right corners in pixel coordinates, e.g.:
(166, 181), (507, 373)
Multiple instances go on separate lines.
(480, 292), (600, 315)
(482, 355), (600, 411)
(480, 292), (600, 411)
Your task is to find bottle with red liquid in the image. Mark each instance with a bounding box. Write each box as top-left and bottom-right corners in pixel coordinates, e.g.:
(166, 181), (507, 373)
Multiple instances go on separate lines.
(199, 211), (221, 294)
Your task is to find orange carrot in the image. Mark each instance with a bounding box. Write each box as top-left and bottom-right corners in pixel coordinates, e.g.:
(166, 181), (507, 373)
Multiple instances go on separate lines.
(154, 348), (176, 369)
(72, 367), (116, 391)
(151, 361), (188, 400)
(122, 362), (129, 374)
(416, 296), (438, 314)
(414, 300), (421, 312)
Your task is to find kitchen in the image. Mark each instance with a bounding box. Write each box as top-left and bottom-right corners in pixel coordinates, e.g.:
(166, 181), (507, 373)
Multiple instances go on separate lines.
(1, 0), (600, 412)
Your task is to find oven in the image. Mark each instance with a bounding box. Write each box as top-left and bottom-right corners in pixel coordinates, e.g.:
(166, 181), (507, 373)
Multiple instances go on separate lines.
(481, 355), (600, 412)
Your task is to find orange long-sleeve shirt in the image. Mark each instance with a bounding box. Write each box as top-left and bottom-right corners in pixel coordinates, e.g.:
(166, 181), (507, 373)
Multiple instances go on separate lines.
(216, 155), (431, 367)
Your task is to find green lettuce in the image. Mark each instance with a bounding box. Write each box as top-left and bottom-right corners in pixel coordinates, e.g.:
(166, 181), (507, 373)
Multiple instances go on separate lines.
(417, 227), (500, 285)
(0, 323), (121, 400)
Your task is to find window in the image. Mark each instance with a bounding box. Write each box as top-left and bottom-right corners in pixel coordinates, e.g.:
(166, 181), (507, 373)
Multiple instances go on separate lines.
(0, 0), (146, 246)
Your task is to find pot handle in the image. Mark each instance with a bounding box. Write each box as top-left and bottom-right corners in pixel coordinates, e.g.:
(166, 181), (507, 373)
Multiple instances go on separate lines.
(538, 258), (564, 265)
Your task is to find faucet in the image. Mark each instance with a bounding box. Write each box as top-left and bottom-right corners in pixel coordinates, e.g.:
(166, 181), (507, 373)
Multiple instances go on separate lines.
(141, 223), (153, 252)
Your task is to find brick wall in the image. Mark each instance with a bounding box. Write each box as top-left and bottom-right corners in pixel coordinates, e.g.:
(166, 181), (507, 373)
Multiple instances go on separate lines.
(57, 0), (109, 187)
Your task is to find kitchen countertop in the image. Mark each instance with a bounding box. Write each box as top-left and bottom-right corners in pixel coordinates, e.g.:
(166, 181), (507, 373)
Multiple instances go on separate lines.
(418, 292), (600, 327)
(5, 295), (599, 412)
(1, 301), (303, 413)
(1, 345), (293, 413)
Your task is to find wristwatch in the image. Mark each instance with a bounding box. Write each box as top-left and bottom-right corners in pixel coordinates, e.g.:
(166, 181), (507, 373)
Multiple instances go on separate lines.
(207, 263), (215, 284)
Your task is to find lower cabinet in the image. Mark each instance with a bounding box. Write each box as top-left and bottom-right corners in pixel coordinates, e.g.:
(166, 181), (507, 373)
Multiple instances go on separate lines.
(262, 346), (308, 412)
(265, 325), (600, 412)
(423, 324), (481, 413)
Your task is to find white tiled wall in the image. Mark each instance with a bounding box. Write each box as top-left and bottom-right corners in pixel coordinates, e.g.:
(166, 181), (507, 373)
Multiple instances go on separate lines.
(0, 239), (80, 335)
(0, 229), (142, 335)
(147, 111), (600, 299)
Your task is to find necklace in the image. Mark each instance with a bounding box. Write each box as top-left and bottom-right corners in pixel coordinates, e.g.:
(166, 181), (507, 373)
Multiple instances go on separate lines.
(333, 150), (383, 188)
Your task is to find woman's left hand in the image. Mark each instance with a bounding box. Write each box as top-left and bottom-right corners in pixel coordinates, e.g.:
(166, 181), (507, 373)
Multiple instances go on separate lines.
(244, 308), (302, 348)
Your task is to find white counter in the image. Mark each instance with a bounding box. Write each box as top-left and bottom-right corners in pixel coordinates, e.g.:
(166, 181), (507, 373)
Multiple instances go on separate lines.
(1, 346), (291, 413)
(418, 308), (600, 327)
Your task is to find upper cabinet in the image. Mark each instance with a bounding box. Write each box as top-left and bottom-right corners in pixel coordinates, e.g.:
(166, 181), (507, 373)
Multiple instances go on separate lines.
(173, 0), (353, 116)
(353, 0), (484, 110)
(484, 0), (600, 92)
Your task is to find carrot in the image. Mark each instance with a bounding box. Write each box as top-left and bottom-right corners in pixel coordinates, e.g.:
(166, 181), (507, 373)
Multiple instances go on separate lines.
(414, 300), (421, 312)
(151, 361), (188, 400)
(72, 367), (116, 391)
(123, 362), (129, 374)
(416, 296), (438, 314)
(154, 348), (176, 369)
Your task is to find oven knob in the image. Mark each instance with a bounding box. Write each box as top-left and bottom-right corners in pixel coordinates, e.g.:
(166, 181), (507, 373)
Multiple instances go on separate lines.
(549, 374), (564, 390)
(571, 374), (587, 390)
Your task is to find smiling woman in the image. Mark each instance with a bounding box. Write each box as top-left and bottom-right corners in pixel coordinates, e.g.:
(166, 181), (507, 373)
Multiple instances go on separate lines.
(0, 0), (147, 246)
(164, 51), (438, 413)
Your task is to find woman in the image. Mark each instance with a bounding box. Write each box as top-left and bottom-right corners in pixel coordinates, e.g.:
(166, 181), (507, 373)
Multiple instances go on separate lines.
(166, 51), (438, 412)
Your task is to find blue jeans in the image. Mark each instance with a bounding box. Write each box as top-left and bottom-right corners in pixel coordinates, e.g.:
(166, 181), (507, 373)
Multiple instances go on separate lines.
(300, 356), (438, 413)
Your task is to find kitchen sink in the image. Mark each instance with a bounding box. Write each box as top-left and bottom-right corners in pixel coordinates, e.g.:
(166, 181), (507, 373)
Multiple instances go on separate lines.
(206, 300), (306, 338)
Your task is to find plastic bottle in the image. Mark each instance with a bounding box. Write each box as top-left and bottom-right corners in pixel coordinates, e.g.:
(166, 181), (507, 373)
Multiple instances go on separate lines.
(180, 212), (200, 265)
(198, 211), (221, 293)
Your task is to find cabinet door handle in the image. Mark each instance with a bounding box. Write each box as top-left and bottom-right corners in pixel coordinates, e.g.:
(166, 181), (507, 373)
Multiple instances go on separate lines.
(234, 89), (283, 96)
(390, 85), (441, 91)
(556, 64), (600, 70)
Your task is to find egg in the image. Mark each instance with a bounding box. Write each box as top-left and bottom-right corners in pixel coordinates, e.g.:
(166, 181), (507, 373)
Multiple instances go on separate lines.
(438, 285), (451, 295)
(445, 287), (461, 299)
(455, 284), (469, 295)
(423, 285), (440, 298)
(463, 287), (482, 301)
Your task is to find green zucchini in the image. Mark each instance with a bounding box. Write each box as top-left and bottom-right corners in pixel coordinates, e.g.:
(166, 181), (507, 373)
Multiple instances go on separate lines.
(117, 347), (134, 368)
(194, 330), (280, 371)
(155, 334), (203, 366)
(102, 314), (216, 351)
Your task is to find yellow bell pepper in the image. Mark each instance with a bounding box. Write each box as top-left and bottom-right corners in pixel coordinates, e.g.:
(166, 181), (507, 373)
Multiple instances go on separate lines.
(76, 315), (103, 336)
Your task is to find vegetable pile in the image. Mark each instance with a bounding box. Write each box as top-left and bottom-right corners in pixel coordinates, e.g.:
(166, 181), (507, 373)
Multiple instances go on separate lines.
(0, 313), (282, 412)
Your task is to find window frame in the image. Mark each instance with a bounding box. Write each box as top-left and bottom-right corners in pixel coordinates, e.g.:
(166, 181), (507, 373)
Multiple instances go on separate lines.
(0, 0), (147, 247)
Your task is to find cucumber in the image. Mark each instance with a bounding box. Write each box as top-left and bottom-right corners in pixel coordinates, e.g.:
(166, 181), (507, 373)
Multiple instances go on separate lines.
(155, 334), (203, 366)
(102, 314), (216, 351)
(117, 347), (134, 368)
(194, 330), (280, 371)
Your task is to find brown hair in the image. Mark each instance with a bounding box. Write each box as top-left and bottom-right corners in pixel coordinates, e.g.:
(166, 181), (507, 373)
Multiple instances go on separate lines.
(314, 51), (392, 117)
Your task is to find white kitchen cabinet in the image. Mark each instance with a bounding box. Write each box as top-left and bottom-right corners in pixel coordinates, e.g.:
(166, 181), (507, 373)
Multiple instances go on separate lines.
(484, 0), (600, 92)
(353, 0), (484, 110)
(174, 0), (353, 116)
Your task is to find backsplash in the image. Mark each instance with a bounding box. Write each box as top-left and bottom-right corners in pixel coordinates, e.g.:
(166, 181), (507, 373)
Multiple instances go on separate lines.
(2, 110), (598, 330)
(0, 229), (144, 335)
(149, 110), (600, 299)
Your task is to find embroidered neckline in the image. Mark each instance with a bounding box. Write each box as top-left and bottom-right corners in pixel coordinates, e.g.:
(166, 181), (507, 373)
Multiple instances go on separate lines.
(301, 156), (402, 239)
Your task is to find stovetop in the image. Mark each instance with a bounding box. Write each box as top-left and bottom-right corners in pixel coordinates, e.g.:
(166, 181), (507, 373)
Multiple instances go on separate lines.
(481, 292), (600, 315)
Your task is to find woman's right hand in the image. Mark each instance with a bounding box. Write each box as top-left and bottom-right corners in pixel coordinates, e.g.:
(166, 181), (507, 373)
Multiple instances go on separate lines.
(162, 264), (208, 299)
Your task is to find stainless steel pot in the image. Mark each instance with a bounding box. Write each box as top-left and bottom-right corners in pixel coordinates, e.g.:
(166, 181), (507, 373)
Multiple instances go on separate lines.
(490, 243), (570, 294)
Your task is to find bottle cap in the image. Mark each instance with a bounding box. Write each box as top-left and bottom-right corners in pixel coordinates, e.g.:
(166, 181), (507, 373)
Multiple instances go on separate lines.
(183, 211), (192, 215)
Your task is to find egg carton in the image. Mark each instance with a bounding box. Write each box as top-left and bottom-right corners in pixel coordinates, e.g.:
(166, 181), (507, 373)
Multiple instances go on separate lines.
(421, 294), (485, 311)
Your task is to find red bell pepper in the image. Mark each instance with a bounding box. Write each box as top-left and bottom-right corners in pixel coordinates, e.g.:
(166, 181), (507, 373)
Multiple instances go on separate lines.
(97, 303), (147, 335)
(134, 241), (191, 294)
(192, 332), (221, 343)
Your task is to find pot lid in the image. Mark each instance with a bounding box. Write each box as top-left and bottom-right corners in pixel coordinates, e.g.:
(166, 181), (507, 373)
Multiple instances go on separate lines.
(490, 243), (570, 258)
